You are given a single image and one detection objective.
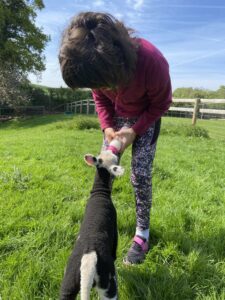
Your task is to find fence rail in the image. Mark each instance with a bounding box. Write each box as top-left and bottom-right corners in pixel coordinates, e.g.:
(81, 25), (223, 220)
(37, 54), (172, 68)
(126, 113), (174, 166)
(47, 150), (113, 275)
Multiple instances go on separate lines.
(169, 98), (225, 124)
(2, 98), (224, 124)
(170, 98), (225, 104)
(66, 99), (96, 115)
(65, 98), (225, 124)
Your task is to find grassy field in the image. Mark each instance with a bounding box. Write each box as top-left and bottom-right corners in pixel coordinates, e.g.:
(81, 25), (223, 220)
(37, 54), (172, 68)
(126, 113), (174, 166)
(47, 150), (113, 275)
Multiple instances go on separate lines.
(0, 115), (225, 300)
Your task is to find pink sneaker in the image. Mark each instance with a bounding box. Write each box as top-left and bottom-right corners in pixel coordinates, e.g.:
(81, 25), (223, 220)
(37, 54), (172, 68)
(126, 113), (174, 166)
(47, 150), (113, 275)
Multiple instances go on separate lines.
(123, 236), (149, 265)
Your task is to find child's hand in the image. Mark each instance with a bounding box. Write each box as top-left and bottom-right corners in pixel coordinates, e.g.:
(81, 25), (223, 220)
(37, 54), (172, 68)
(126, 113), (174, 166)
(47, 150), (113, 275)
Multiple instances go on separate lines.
(115, 128), (137, 152)
(104, 127), (116, 144)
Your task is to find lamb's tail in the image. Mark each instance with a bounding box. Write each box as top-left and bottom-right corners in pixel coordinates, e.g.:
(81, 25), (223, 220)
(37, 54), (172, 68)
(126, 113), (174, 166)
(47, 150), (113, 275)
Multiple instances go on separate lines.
(80, 251), (97, 300)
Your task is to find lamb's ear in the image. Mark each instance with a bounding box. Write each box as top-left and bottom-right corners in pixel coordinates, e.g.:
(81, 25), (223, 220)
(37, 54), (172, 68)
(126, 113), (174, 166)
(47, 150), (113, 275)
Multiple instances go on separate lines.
(109, 165), (125, 176)
(84, 154), (97, 166)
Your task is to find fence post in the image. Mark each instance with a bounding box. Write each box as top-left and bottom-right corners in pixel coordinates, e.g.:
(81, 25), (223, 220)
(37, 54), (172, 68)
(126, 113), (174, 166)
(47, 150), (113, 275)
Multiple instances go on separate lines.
(192, 98), (200, 125)
(80, 101), (82, 114)
(87, 99), (89, 115)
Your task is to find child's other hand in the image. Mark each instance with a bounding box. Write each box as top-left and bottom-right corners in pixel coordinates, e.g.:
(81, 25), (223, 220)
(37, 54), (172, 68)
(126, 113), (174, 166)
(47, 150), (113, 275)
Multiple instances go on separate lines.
(115, 128), (137, 152)
(104, 127), (116, 144)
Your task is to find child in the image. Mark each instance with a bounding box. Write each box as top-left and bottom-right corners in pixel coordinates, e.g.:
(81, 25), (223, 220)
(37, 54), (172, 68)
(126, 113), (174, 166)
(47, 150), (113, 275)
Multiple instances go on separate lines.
(59, 12), (172, 264)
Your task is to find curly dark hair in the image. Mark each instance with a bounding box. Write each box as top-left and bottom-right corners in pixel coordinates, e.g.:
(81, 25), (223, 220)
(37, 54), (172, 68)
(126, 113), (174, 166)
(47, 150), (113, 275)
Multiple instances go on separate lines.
(59, 12), (138, 89)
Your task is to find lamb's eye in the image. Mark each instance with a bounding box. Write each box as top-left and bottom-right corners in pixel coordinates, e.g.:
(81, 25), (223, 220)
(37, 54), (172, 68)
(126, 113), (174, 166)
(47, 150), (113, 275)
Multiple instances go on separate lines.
(98, 158), (103, 164)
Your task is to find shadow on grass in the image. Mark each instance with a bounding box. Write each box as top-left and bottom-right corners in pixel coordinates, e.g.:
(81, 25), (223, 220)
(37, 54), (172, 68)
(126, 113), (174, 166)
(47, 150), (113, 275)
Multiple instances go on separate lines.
(163, 225), (225, 261)
(119, 223), (225, 299)
(118, 265), (176, 300)
(119, 249), (223, 300)
(0, 114), (75, 130)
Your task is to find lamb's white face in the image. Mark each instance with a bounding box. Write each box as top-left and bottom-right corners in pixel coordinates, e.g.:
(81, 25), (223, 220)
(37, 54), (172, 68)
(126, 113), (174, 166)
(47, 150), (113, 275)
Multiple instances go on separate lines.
(84, 150), (124, 176)
(97, 150), (118, 169)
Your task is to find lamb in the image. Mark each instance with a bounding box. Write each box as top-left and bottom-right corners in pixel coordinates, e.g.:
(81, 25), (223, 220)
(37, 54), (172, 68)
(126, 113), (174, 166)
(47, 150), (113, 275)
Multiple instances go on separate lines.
(60, 165), (118, 300)
(84, 138), (124, 176)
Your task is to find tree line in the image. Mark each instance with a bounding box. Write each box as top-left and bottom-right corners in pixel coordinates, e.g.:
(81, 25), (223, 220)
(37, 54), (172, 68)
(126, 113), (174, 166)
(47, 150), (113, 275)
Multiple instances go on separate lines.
(23, 85), (224, 110)
(23, 84), (92, 110)
(0, 1), (224, 112)
(173, 86), (225, 99)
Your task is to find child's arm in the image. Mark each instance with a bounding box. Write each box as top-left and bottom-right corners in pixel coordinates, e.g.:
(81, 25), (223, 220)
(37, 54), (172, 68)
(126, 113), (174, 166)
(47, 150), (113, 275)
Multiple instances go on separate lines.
(92, 89), (115, 131)
(132, 58), (172, 136)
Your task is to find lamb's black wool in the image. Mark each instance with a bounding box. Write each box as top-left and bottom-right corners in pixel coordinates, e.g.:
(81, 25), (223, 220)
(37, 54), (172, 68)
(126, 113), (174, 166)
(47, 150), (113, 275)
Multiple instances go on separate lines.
(60, 167), (118, 300)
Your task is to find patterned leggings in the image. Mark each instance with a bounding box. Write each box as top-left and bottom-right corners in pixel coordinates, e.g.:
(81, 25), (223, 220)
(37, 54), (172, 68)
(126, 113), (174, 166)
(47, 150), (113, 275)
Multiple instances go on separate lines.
(103, 116), (161, 231)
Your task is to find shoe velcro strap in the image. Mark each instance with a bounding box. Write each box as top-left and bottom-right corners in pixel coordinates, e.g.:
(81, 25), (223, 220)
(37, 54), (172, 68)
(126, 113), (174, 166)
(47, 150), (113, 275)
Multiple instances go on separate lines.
(133, 236), (148, 251)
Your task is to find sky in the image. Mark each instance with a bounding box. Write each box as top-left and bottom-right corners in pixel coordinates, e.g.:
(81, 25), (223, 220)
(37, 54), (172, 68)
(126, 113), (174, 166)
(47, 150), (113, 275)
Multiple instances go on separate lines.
(28, 0), (225, 91)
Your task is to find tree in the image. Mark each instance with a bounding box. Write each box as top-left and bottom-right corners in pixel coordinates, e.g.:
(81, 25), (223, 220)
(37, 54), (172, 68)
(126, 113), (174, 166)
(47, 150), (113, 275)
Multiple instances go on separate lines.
(0, 0), (49, 74)
(217, 86), (225, 99)
(0, 63), (30, 107)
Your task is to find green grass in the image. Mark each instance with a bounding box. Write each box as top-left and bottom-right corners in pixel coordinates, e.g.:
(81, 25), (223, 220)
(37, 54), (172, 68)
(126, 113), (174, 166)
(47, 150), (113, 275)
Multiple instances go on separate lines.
(0, 115), (225, 300)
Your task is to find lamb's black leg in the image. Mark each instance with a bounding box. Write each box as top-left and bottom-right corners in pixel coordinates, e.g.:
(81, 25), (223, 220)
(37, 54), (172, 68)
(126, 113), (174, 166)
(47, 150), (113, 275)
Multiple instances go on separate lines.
(98, 271), (118, 300)
(112, 221), (118, 261)
(97, 259), (118, 300)
(60, 254), (81, 300)
(106, 272), (118, 299)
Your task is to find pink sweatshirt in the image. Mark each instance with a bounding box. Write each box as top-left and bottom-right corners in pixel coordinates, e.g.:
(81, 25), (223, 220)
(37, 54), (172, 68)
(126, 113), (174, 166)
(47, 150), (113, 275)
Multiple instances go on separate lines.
(92, 38), (172, 136)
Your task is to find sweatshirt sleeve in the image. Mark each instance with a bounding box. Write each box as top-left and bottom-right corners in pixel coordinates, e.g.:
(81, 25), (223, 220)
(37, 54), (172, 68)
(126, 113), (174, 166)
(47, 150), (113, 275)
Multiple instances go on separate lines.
(92, 89), (115, 131)
(132, 57), (172, 136)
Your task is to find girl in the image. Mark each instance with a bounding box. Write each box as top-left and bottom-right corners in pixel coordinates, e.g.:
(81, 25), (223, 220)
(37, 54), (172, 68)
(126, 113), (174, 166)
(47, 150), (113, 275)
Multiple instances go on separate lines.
(59, 12), (172, 264)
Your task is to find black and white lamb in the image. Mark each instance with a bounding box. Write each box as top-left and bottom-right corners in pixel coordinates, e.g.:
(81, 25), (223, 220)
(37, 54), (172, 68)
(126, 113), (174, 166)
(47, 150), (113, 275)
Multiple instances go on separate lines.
(84, 138), (124, 176)
(60, 166), (118, 300)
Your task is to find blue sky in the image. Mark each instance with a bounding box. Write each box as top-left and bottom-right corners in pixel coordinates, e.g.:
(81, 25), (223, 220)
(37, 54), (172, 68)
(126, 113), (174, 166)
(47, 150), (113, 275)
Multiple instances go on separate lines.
(28, 0), (225, 91)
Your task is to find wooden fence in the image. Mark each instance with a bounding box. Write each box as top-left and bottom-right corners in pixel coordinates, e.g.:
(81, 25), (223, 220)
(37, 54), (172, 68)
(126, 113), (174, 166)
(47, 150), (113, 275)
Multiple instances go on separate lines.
(66, 99), (96, 115)
(65, 98), (225, 125)
(1, 99), (224, 124)
(169, 98), (225, 124)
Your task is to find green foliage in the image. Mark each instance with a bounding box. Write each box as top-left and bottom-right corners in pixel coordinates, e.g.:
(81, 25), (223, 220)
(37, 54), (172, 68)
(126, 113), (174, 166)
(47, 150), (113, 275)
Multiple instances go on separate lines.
(161, 124), (209, 139)
(44, 116), (100, 131)
(0, 166), (31, 191)
(173, 86), (225, 99)
(0, 0), (49, 73)
(217, 86), (225, 98)
(21, 85), (92, 109)
(184, 126), (209, 138)
(0, 63), (30, 107)
(74, 116), (100, 130)
(0, 115), (225, 299)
